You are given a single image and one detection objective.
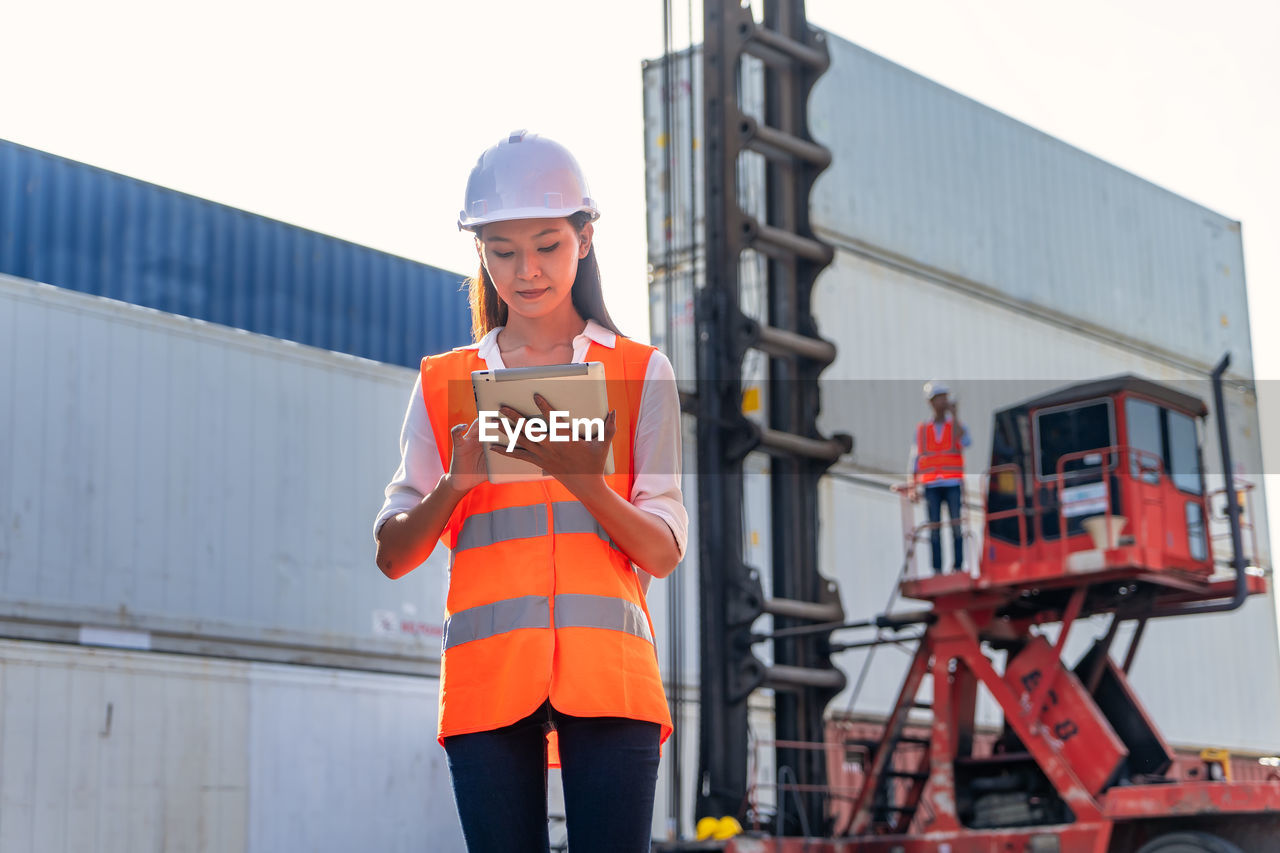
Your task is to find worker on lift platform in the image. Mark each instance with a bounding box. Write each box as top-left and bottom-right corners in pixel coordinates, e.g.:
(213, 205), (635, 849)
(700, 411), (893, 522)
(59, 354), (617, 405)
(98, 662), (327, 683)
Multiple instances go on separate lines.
(909, 381), (969, 573)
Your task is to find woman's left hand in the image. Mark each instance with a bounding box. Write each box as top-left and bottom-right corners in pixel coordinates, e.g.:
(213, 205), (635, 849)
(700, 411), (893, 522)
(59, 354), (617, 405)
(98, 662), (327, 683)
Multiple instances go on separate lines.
(495, 394), (681, 579)
(494, 394), (615, 490)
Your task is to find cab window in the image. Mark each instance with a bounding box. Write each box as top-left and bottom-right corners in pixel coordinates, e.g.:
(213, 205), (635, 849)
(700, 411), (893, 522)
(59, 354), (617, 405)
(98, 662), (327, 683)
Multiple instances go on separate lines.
(1125, 398), (1203, 495)
(1166, 410), (1203, 495)
(1125, 398), (1163, 484)
(1036, 401), (1113, 480)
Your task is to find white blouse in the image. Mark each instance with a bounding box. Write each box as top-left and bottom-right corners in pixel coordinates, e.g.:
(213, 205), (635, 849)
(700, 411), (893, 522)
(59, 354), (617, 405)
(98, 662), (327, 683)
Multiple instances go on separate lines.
(374, 320), (689, 576)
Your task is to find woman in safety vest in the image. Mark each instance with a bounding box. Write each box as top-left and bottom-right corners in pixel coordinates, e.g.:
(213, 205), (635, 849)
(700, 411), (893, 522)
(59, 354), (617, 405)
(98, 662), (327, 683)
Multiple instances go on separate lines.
(373, 131), (686, 853)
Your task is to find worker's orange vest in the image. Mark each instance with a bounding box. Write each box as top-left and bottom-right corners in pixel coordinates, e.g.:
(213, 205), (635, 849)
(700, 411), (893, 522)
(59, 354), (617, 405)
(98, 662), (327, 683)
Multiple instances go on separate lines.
(916, 419), (964, 485)
(420, 335), (673, 755)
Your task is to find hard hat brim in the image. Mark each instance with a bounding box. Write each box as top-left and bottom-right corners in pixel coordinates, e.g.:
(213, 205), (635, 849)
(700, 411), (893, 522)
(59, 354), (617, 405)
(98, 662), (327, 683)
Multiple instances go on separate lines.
(458, 205), (600, 232)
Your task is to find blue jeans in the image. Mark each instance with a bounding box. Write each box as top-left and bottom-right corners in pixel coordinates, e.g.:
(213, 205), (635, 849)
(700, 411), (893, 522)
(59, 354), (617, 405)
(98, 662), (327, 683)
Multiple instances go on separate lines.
(925, 484), (963, 572)
(443, 701), (661, 853)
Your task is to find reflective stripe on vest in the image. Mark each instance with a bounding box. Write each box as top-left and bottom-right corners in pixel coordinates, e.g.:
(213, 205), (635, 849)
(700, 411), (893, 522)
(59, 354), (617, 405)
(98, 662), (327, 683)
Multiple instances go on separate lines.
(551, 502), (615, 549)
(443, 593), (654, 650)
(455, 501), (614, 554)
(555, 593), (653, 643)
(455, 505), (547, 552)
(443, 594), (550, 650)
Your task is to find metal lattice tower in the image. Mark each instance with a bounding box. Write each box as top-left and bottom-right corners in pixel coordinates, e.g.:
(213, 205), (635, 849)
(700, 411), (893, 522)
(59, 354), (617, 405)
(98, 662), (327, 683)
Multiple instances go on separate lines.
(696, 0), (851, 835)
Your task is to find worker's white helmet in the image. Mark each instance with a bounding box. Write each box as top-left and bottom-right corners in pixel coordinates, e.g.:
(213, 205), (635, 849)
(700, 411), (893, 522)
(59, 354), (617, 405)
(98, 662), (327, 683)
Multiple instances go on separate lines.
(458, 130), (600, 232)
(923, 380), (950, 400)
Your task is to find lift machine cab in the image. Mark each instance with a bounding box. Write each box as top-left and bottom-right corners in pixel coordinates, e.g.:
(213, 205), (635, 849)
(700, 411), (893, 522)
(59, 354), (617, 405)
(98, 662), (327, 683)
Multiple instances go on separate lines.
(983, 376), (1215, 584)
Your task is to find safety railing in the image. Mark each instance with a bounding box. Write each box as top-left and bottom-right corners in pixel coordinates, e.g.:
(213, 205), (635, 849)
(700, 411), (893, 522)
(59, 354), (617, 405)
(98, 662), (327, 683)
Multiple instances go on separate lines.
(1051, 446), (1193, 572)
(742, 737), (867, 836)
(983, 462), (1029, 548)
(1051, 446), (1120, 567)
(1208, 479), (1262, 573)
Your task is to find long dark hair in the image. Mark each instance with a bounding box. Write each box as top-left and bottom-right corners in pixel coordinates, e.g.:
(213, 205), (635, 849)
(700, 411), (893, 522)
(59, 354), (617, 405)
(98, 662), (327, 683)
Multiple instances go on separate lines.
(466, 211), (623, 342)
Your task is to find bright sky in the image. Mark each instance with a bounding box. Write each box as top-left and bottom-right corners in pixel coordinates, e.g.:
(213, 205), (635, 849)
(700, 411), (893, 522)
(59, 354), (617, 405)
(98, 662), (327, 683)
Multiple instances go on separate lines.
(3, 0), (1278, 527)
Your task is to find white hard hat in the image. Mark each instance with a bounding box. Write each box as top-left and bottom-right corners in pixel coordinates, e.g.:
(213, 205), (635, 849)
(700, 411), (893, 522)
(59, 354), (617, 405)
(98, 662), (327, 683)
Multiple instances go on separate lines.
(458, 130), (600, 231)
(923, 380), (950, 400)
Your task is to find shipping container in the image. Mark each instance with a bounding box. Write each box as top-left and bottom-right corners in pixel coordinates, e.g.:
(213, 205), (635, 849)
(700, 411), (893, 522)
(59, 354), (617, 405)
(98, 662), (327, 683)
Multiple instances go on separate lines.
(0, 274), (448, 673)
(643, 38), (1254, 380)
(641, 27), (1280, 777)
(0, 634), (732, 851)
(808, 36), (1252, 379)
(0, 139), (471, 368)
(0, 639), (462, 853)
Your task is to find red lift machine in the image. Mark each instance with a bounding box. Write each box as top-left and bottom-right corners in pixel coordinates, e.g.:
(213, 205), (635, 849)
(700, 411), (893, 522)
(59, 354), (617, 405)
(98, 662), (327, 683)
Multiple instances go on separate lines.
(723, 361), (1280, 852)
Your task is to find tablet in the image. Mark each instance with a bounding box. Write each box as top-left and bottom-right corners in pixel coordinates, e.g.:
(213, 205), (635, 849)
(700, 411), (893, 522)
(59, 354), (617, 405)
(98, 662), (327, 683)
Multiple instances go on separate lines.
(471, 361), (614, 484)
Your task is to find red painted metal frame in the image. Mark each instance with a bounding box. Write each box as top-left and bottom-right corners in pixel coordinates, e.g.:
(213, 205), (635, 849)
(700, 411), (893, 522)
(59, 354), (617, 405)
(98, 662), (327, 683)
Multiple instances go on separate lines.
(728, 825), (1113, 852)
(832, 584), (1278, 850)
(844, 632), (934, 835)
(1103, 781), (1280, 818)
(944, 609), (1107, 823)
(1002, 635), (1128, 797)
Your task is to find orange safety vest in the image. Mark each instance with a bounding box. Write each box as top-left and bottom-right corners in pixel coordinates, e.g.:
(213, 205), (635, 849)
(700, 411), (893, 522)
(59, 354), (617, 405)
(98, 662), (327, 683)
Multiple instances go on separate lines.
(420, 335), (673, 758)
(916, 419), (964, 485)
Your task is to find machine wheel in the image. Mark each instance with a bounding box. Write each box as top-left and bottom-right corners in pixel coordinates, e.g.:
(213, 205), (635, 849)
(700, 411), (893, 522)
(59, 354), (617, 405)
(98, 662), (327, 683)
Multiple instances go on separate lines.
(1134, 831), (1245, 853)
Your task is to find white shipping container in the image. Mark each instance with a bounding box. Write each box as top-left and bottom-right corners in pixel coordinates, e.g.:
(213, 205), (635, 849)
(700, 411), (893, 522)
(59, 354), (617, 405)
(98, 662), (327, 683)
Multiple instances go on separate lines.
(0, 633), (754, 850)
(0, 274), (447, 672)
(643, 33), (1255, 379)
(808, 36), (1252, 378)
(0, 639), (462, 853)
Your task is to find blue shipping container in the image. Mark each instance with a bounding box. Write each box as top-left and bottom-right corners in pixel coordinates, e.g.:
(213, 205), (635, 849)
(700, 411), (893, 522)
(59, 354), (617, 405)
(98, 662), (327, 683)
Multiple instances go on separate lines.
(0, 138), (472, 367)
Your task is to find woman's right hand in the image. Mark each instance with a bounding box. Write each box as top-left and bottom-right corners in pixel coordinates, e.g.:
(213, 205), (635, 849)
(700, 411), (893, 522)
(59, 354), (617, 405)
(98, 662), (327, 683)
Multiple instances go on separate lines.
(377, 419), (486, 579)
(445, 419), (488, 494)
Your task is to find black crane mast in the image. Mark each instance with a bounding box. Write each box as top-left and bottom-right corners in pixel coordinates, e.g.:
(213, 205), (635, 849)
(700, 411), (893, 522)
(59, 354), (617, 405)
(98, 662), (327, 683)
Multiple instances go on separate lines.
(695, 0), (850, 836)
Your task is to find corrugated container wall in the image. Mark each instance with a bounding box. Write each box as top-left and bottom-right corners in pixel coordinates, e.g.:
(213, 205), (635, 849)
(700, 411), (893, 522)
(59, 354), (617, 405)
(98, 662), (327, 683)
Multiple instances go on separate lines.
(645, 41), (1252, 380)
(807, 40), (1251, 378)
(0, 275), (448, 673)
(0, 640), (463, 853)
(643, 31), (1279, 759)
(0, 138), (471, 367)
